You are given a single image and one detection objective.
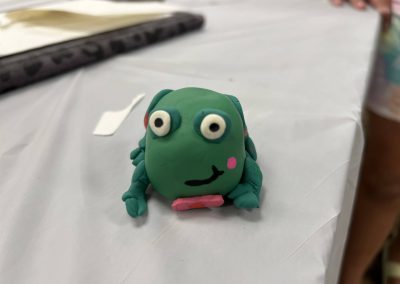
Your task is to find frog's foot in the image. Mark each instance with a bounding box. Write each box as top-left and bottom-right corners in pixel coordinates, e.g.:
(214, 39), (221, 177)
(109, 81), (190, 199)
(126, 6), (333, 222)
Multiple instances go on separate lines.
(172, 195), (224, 211)
(122, 192), (147, 218)
(233, 191), (259, 209)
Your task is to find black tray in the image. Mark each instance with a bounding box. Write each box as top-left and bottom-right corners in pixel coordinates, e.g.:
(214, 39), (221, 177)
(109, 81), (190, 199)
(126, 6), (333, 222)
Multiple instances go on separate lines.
(0, 12), (204, 94)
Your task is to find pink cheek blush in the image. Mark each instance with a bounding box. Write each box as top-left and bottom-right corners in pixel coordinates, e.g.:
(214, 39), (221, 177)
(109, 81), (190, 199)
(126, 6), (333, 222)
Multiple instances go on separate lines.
(227, 157), (237, 170)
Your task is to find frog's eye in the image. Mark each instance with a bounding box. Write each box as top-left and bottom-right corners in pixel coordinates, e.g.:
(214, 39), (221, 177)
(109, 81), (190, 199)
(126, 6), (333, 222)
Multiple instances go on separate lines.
(200, 114), (227, 140)
(149, 110), (171, 137)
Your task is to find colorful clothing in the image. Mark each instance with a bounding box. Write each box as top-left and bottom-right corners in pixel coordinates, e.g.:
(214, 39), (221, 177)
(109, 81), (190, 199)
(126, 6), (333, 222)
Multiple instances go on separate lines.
(367, 3), (400, 121)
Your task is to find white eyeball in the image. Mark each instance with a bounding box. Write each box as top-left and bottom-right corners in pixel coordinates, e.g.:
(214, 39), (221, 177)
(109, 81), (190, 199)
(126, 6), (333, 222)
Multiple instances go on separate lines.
(200, 114), (226, 140)
(149, 110), (171, 137)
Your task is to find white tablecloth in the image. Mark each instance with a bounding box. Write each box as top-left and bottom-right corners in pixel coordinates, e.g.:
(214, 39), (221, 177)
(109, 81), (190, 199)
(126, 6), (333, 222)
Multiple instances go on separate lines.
(0, 1), (379, 283)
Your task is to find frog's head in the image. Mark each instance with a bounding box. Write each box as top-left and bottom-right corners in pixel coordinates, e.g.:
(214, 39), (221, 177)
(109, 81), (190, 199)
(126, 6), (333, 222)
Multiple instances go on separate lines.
(144, 87), (250, 200)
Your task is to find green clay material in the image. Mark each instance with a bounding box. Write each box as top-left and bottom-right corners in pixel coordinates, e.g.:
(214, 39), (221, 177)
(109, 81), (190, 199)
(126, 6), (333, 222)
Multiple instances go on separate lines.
(146, 89), (174, 114)
(122, 87), (263, 217)
(226, 95), (257, 160)
(130, 136), (146, 166)
(245, 137), (257, 161)
(227, 154), (263, 208)
(122, 160), (149, 217)
(227, 95), (247, 130)
(145, 88), (245, 200)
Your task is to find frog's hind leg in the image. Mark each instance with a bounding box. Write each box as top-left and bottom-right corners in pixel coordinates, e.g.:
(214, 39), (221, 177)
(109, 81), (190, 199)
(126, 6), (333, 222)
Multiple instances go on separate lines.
(122, 161), (150, 217)
(227, 154), (262, 209)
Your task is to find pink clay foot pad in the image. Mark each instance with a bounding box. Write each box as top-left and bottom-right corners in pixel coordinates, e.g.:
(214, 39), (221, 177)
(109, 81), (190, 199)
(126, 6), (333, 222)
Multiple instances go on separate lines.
(172, 195), (224, 211)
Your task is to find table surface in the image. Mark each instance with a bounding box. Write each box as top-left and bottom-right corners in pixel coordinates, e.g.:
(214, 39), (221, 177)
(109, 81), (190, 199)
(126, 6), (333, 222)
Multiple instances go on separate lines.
(0, 1), (379, 283)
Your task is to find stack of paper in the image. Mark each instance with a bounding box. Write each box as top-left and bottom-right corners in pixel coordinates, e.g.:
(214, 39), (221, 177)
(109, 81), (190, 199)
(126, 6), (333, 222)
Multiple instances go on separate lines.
(0, 0), (182, 57)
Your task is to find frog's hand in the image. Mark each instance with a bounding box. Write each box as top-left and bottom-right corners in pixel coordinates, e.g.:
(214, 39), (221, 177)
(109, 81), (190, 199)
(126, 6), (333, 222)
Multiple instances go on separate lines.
(130, 136), (146, 166)
(228, 154), (263, 209)
(122, 160), (149, 217)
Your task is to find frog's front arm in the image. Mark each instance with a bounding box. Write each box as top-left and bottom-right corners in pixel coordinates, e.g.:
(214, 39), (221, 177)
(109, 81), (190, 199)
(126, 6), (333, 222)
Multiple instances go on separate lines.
(130, 137), (146, 166)
(122, 160), (149, 217)
(227, 154), (263, 209)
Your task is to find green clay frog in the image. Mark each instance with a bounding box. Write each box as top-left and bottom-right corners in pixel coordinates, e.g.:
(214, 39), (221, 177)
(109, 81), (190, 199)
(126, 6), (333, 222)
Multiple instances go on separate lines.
(122, 88), (263, 217)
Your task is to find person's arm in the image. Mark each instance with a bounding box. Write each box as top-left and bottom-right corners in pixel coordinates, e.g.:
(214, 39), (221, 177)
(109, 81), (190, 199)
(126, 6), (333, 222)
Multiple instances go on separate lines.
(330, 0), (392, 15)
(330, 0), (393, 29)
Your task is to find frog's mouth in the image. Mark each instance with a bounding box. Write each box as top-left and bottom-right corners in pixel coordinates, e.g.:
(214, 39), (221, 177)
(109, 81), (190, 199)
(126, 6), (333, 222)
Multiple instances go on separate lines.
(184, 165), (224, 186)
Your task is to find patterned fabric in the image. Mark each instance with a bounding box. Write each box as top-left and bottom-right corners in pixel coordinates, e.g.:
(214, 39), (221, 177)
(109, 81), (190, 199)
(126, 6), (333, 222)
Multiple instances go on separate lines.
(0, 12), (204, 94)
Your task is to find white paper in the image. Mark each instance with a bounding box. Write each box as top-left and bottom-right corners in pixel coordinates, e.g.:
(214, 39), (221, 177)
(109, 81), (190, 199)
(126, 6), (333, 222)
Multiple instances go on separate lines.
(93, 93), (145, 136)
(29, 0), (181, 16)
(0, 0), (181, 57)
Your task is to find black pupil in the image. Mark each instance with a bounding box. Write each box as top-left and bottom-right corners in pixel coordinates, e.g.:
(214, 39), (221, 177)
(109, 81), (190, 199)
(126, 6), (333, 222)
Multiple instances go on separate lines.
(209, 123), (220, 132)
(154, 118), (163, 128)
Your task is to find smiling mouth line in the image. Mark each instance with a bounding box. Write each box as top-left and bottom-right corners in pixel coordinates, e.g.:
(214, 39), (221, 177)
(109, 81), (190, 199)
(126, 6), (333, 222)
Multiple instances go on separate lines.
(184, 165), (224, 186)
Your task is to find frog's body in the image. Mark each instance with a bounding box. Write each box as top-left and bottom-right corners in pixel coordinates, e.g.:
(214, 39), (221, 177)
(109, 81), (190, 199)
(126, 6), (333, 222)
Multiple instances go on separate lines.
(122, 88), (262, 218)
